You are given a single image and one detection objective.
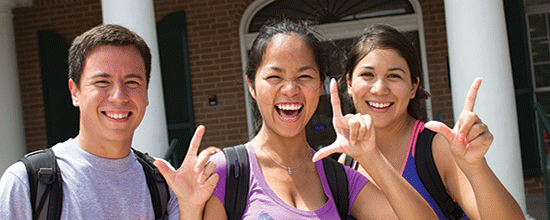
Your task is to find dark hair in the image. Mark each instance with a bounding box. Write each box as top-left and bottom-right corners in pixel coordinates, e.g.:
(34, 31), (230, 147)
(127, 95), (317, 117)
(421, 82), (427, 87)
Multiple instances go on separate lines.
(246, 19), (328, 133)
(344, 24), (429, 121)
(68, 24), (151, 88)
(246, 19), (327, 86)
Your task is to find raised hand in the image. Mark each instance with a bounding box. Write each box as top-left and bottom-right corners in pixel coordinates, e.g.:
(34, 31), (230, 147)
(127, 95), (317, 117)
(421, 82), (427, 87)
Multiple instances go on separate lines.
(425, 77), (493, 166)
(153, 125), (219, 208)
(312, 78), (376, 162)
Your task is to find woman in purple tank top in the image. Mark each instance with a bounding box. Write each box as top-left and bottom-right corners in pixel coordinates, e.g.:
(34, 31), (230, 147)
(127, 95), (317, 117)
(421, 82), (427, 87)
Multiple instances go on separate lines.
(156, 20), (439, 219)
(339, 24), (524, 219)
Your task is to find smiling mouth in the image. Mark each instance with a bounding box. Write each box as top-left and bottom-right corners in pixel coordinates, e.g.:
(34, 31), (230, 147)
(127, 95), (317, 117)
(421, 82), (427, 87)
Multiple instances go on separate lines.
(276, 103), (302, 120)
(103, 111), (131, 120)
(367, 101), (392, 109)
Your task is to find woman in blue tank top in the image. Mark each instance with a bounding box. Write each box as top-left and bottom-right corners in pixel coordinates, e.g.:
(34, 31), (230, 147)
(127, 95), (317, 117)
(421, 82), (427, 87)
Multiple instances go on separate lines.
(339, 24), (524, 220)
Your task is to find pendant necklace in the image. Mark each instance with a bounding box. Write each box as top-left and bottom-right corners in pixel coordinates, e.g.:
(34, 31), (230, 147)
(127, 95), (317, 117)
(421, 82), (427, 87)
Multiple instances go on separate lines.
(260, 146), (311, 174)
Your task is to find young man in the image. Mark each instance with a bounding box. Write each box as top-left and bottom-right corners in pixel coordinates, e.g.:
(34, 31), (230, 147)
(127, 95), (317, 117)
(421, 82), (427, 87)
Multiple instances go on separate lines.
(0, 24), (217, 219)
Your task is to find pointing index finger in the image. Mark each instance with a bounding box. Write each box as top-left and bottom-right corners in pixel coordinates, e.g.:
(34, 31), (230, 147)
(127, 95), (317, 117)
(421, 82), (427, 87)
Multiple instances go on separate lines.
(330, 78), (343, 119)
(463, 77), (482, 112)
(185, 125), (205, 161)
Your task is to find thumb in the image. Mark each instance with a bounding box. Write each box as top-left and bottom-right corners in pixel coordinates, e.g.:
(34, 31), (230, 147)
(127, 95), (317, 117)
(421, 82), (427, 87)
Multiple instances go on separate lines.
(154, 159), (176, 182)
(424, 121), (454, 143)
(312, 144), (342, 162)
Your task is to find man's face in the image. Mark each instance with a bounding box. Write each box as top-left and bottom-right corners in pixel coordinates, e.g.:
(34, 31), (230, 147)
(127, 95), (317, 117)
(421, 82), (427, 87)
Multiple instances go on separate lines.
(69, 45), (149, 145)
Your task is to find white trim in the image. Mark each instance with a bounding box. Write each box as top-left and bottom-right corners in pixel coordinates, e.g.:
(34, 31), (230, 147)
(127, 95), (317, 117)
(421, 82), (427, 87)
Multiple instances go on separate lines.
(410, 0), (433, 120)
(239, 0), (430, 136)
(239, 0), (277, 138)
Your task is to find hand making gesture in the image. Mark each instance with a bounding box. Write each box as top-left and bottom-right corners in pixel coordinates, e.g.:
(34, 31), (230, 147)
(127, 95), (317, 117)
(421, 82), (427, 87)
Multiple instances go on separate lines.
(425, 77), (493, 168)
(154, 125), (220, 219)
(313, 78), (438, 219)
(313, 78), (376, 162)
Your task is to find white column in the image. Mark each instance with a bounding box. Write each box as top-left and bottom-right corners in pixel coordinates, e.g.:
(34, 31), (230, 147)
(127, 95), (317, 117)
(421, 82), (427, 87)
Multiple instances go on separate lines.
(101, 0), (169, 158)
(0, 0), (31, 174)
(444, 0), (526, 215)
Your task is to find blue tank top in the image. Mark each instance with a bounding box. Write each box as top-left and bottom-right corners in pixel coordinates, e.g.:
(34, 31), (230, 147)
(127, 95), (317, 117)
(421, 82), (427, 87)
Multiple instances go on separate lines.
(401, 120), (469, 220)
(346, 120), (468, 219)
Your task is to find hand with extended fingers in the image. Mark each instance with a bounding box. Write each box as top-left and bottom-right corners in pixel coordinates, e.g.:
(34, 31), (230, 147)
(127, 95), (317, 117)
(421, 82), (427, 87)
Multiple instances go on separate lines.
(425, 77), (493, 167)
(313, 78), (376, 162)
(153, 125), (220, 208)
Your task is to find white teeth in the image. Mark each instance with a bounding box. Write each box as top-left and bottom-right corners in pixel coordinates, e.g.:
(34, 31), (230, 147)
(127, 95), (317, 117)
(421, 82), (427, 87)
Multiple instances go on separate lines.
(368, 102), (391, 108)
(106, 112), (129, 119)
(277, 103), (302, 110)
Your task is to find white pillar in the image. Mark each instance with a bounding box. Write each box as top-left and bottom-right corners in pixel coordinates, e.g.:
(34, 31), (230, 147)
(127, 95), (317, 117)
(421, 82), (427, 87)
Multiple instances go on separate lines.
(444, 0), (526, 215)
(0, 0), (31, 174)
(101, 0), (169, 158)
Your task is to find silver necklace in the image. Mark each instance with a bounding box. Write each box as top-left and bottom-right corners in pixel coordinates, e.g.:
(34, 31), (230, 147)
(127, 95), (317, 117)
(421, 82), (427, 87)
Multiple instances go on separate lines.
(260, 146), (311, 174)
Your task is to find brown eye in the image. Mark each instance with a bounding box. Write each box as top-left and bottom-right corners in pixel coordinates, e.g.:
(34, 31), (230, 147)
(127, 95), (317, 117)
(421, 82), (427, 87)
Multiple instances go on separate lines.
(359, 72), (374, 77)
(388, 73), (402, 79)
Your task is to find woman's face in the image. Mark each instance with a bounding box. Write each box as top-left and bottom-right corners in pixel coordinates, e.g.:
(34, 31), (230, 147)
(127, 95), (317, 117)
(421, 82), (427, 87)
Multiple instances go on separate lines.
(248, 33), (323, 138)
(347, 48), (418, 129)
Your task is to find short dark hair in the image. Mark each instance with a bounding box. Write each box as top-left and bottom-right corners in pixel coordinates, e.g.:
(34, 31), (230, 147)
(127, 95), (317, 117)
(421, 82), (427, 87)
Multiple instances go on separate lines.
(246, 19), (328, 133)
(344, 24), (430, 121)
(68, 24), (151, 88)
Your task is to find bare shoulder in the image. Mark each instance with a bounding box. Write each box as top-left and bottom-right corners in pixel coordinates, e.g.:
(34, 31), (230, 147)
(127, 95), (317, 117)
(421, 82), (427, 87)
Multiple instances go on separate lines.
(204, 195), (228, 219)
(430, 132), (457, 185)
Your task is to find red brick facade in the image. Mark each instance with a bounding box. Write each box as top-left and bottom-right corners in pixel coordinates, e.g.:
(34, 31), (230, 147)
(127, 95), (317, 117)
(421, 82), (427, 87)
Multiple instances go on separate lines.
(12, 0), (454, 151)
(12, 0), (102, 153)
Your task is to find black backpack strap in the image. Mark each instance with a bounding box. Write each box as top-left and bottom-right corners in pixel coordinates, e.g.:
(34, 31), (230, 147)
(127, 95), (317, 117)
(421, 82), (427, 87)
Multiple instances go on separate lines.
(222, 144), (249, 220)
(415, 128), (464, 220)
(133, 149), (170, 220)
(20, 148), (63, 220)
(323, 157), (349, 220)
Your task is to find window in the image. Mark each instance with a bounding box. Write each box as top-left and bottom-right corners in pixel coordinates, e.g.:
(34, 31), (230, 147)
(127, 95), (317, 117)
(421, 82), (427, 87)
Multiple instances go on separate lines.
(248, 0), (414, 33)
(526, 3), (550, 117)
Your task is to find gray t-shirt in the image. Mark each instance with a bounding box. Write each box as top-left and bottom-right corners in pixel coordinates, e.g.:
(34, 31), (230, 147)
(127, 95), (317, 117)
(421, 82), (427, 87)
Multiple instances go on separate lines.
(0, 139), (179, 219)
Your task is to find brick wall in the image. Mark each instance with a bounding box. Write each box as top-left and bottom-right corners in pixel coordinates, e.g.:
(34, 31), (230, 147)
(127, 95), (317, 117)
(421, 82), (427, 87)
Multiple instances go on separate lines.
(9, 0), (459, 153)
(11, 0), (456, 156)
(420, 0), (455, 126)
(153, 0), (255, 148)
(13, 1), (453, 149)
(13, 0), (102, 153)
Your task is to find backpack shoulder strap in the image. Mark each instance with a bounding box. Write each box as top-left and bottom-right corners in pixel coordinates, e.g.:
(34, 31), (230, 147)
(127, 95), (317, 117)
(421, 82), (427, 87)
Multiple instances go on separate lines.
(415, 128), (464, 220)
(222, 144), (249, 220)
(322, 157), (349, 220)
(133, 149), (170, 220)
(20, 148), (63, 220)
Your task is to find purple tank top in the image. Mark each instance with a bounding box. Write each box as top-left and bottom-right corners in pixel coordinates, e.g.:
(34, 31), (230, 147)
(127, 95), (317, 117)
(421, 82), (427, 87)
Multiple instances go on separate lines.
(210, 142), (368, 219)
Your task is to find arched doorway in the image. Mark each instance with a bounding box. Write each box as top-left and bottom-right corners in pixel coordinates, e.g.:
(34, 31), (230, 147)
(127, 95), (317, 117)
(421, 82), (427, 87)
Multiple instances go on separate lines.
(239, 0), (430, 148)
